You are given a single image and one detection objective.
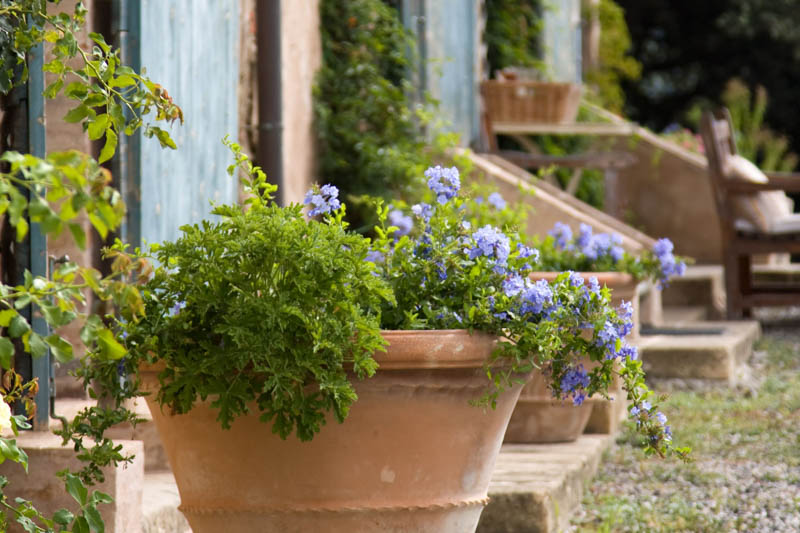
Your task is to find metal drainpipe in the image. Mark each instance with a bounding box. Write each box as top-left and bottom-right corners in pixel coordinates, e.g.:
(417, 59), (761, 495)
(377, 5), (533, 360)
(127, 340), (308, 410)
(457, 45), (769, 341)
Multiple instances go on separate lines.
(256, 0), (284, 206)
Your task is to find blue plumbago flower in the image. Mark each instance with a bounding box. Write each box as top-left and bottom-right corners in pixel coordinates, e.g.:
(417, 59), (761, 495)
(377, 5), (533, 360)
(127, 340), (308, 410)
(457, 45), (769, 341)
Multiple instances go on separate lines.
(567, 271), (584, 287)
(388, 209), (413, 237)
(597, 320), (619, 349)
(641, 399), (652, 411)
(304, 183), (341, 216)
(588, 276), (601, 295)
(576, 223), (593, 249)
(549, 222), (573, 250)
(411, 202), (433, 221)
(652, 238), (688, 287)
(365, 250), (385, 264)
(461, 221), (471, 230)
(630, 405), (640, 417)
(487, 192), (507, 210)
(656, 411), (668, 425)
(519, 279), (553, 315)
(618, 300), (634, 321)
(516, 243), (538, 260)
(653, 238), (674, 257)
(503, 274), (525, 297)
(467, 225), (511, 266)
(171, 301), (186, 316)
(425, 165), (461, 204)
(619, 343), (638, 361)
(436, 261), (448, 281)
(582, 232), (624, 262)
(560, 364), (591, 405)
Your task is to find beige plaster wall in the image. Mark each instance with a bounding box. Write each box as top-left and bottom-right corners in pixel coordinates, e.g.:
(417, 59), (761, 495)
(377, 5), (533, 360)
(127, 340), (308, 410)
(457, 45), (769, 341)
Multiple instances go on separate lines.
(280, 0), (321, 204)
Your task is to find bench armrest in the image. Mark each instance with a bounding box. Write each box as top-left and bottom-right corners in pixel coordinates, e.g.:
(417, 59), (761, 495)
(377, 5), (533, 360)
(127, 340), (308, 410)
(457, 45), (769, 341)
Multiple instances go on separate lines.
(726, 175), (800, 193)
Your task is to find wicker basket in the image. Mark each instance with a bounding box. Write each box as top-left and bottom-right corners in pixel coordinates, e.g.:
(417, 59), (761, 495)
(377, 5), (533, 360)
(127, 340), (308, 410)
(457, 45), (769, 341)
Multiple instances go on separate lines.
(481, 80), (582, 125)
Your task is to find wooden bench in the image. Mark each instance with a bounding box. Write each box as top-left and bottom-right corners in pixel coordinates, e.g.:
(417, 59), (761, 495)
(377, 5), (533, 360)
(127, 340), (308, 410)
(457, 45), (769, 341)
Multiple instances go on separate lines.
(700, 108), (800, 318)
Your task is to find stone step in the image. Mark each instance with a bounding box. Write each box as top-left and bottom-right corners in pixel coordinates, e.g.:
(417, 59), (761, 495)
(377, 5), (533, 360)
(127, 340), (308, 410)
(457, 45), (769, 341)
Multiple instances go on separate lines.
(638, 320), (761, 388)
(660, 265), (726, 319)
(140, 435), (613, 533)
(142, 471), (190, 533)
(478, 435), (613, 533)
(0, 431), (143, 533)
(661, 305), (709, 325)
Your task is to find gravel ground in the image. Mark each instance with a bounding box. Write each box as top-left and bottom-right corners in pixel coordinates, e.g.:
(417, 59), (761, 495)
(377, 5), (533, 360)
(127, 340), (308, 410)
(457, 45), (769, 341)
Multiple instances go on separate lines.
(569, 320), (800, 532)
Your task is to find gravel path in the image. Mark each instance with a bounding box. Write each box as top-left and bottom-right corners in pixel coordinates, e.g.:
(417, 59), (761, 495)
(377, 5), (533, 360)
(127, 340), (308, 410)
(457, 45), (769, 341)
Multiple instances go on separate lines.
(569, 320), (800, 532)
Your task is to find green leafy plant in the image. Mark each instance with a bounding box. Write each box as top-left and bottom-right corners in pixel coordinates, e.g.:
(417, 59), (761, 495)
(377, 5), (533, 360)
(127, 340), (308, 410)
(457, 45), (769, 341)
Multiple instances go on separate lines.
(314, 0), (456, 229)
(369, 166), (687, 458)
(104, 142), (394, 441)
(582, 0), (642, 113)
(721, 78), (798, 172)
(1, 0), (180, 529)
(485, 0), (544, 76)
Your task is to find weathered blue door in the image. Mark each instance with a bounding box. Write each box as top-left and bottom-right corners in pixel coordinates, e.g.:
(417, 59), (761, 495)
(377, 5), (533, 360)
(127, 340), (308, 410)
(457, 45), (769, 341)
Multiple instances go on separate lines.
(401, 0), (480, 147)
(542, 0), (582, 83)
(128, 0), (240, 246)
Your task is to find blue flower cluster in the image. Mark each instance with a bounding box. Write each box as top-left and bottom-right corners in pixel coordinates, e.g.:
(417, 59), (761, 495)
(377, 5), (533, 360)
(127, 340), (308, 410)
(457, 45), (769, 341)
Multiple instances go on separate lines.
(561, 364), (591, 405)
(425, 165), (461, 205)
(652, 238), (687, 287)
(467, 225), (511, 272)
(304, 184), (341, 216)
(411, 202), (433, 222)
(487, 192), (506, 210)
(630, 400), (672, 442)
(552, 223), (625, 263)
(388, 209), (413, 237)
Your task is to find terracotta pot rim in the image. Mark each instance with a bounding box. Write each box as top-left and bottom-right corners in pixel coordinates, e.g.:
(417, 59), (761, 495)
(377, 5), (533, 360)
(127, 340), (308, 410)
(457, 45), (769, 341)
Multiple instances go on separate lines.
(139, 329), (501, 375)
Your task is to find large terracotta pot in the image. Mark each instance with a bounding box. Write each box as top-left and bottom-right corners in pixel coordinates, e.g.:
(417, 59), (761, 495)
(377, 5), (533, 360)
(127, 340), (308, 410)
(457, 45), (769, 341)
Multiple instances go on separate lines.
(140, 330), (529, 533)
(504, 363), (596, 443)
(505, 272), (639, 442)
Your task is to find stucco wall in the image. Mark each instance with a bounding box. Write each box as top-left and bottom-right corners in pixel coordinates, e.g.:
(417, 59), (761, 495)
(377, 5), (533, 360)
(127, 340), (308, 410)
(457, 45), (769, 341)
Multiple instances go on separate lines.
(280, 0), (321, 204)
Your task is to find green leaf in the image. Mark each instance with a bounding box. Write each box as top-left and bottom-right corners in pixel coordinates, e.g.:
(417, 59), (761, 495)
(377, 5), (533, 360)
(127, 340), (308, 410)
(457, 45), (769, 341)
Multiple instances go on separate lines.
(64, 81), (89, 99)
(0, 309), (16, 327)
(44, 78), (64, 99)
(29, 332), (48, 358)
(53, 509), (74, 526)
(98, 129), (117, 163)
(63, 104), (92, 123)
(45, 334), (74, 363)
(8, 314), (31, 338)
(88, 32), (110, 53)
(96, 328), (126, 360)
(69, 222), (87, 250)
(65, 474), (88, 506)
(87, 114), (109, 140)
(73, 516), (90, 533)
(84, 504), (104, 533)
(0, 337), (13, 369)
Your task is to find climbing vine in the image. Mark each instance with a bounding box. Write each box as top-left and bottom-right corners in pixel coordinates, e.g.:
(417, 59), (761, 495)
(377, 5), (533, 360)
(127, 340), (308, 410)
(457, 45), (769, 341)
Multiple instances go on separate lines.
(0, 1), (179, 530)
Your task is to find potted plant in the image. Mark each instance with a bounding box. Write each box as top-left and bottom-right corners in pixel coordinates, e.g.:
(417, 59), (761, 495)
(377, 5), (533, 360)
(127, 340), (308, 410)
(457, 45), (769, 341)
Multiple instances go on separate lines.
(91, 156), (683, 533)
(505, 221), (689, 442)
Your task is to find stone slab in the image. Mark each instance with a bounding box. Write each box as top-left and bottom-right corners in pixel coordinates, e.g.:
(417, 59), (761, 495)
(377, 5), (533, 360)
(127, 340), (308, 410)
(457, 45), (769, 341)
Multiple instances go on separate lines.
(660, 265), (726, 319)
(662, 305), (709, 324)
(478, 435), (612, 533)
(0, 432), (143, 533)
(142, 472), (190, 533)
(638, 320), (761, 384)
